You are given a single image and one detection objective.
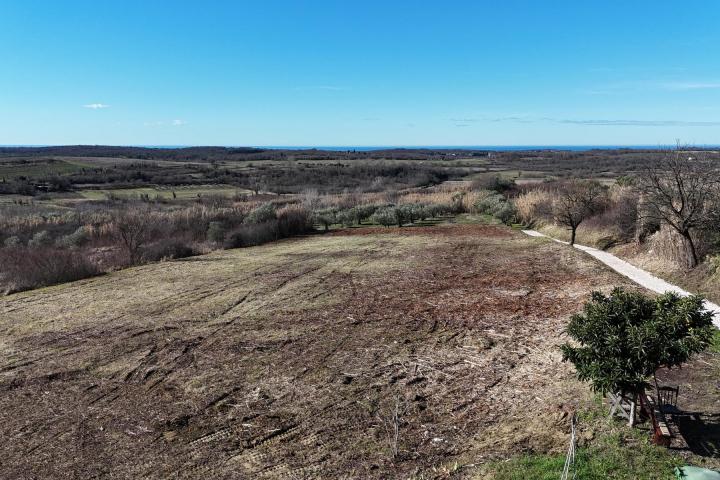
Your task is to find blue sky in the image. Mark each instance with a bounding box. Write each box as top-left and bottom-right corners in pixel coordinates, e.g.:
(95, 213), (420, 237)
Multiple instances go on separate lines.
(1, 0), (719, 146)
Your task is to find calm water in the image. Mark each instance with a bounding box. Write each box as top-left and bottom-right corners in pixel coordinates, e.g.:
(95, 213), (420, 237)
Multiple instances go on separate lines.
(4, 144), (719, 152)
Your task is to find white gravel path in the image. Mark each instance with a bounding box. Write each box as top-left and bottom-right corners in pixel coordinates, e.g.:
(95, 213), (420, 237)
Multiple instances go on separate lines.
(522, 229), (720, 327)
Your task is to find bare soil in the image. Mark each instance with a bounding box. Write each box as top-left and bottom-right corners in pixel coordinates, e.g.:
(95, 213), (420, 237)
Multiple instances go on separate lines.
(657, 353), (720, 470)
(1, 225), (633, 478)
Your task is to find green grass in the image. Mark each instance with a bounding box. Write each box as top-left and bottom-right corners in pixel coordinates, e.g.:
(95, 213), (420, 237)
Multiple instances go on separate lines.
(77, 184), (251, 200)
(0, 159), (89, 179)
(453, 213), (502, 225)
(485, 435), (680, 480)
(479, 402), (683, 480)
(709, 328), (720, 354)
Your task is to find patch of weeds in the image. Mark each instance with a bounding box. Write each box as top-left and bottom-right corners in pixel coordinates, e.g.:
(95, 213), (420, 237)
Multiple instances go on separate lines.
(454, 213), (500, 225)
(484, 454), (566, 480)
(477, 401), (682, 480)
(709, 328), (720, 354)
(574, 428), (681, 479)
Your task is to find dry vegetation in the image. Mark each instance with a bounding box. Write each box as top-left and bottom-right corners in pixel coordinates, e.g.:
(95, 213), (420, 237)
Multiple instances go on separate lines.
(0, 224), (633, 478)
(3, 146), (720, 477)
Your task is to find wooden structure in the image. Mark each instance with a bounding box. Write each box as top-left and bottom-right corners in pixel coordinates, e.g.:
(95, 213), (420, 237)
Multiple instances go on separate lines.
(607, 392), (637, 425)
(609, 386), (678, 447)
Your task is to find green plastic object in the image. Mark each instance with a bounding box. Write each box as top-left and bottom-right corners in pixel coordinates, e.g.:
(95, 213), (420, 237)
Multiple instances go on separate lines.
(676, 466), (720, 480)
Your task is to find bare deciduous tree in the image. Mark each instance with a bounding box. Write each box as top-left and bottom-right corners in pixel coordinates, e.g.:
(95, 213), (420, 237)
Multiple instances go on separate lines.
(553, 180), (607, 246)
(113, 208), (152, 264)
(639, 147), (720, 268)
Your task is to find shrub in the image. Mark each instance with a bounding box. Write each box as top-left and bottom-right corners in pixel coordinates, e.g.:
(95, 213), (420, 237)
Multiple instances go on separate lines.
(112, 208), (153, 264)
(28, 230), (53, 248)
(225, 221), (279, 248)
(0, 246), (101, 294)
(561, 288), (714, 403)
(313, 208), (337, 231)
(471, 174), (515, 192)
(207, 221), (226, 243)
(351, 204), (378, 224)
(584, 187), (639, 243)
(3, 236), (21, 247)
(494, 202), (517, 225)
(514, 189), (554, 227)
(142, 238), (197, 262)
(392, 206), (407, 226)
(398, 203), (425, 224)
(277, 205), (312, 237)
(450, 192), (467, 213)
(55, 226), (90, 248)
(426, 203), (451, 218)
(336, 209), (356, 227)
(371, 207), (397, 227)
(244, 203), (276, 224)
(474, 191), (517, 225)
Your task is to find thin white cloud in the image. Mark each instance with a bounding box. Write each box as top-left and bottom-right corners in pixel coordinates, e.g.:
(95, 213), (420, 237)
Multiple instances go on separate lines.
(293, 85), (349, 91)
(144, 119), (188, 127)
(554, 118), (720, 126)
(660, 82), (720, 91)
(83, 103), (110, 109)
(451, 116), (720, 127)
(581, 80), (720, 95)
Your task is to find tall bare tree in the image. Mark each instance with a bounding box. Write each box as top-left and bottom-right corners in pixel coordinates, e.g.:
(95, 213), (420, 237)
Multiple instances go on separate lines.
(113, 208), (153, 264)
(553, 180), (607, 246)
(639, 147), (720, 268)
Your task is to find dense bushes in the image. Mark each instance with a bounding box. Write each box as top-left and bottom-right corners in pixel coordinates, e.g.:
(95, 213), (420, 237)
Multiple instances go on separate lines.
(277, 205), (313, 237)
(0, 199), (313, 293)
(224, 204), (312, 248)
(244, 203), (276, 224)
(514, 190), (553, 227)
(0, 246), (102, 294)
(142, 238), (198, 262)
(55, 226), (90, 248)
(474, 191), (517, 225)
(225, 222), (280, 248)
(206, 221), (226, 243)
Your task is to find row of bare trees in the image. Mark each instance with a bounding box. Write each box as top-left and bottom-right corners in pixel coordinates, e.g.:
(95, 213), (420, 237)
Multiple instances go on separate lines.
(639, 149), (720, 267)
(549, 146), (720, 268)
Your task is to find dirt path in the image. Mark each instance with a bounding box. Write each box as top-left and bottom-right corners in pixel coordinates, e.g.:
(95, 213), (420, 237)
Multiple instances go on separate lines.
(522, 230), (720, 327)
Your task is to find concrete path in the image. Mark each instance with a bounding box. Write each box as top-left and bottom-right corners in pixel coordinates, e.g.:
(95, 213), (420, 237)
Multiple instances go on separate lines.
(521, 229), (720, 327)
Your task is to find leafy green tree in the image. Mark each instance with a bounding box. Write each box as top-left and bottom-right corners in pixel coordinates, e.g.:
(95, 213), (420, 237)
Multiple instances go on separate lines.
(561, 288), (714, 414)
(371, 207), (396, 227)
(336, 209), (355, 227)
(243, 202), (276, 224)
(313, 208), (337, 231)
(351, 204), (378, 225)
(474, 191), (517, 225)
(392, 206), (406, 227)
(206, 221), (226, 243)
(28, 230), (53, 248)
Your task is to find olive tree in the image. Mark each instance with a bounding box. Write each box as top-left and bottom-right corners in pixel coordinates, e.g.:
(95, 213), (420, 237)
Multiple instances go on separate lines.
(371, 207), (397, 227)
(561, 288), (714, 422)
(243, 202), (276, 224)
(313, 208), (337, 232)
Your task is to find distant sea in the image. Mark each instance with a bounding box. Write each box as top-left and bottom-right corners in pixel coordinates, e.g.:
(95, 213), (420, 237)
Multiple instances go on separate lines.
(3, 144), (719, 151)
(257, 145), (692, 151)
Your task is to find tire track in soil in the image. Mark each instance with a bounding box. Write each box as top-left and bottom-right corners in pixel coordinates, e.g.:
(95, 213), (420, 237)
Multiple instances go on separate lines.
(0, 227), (624, 479)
